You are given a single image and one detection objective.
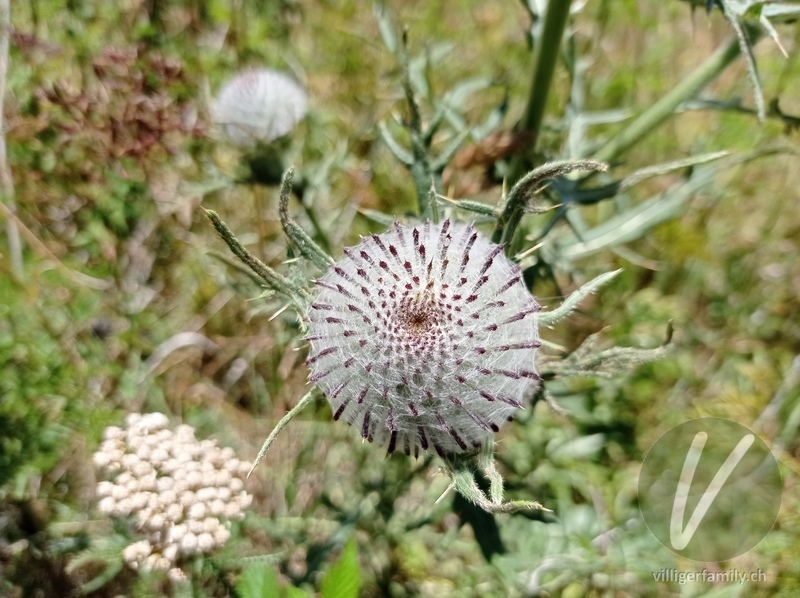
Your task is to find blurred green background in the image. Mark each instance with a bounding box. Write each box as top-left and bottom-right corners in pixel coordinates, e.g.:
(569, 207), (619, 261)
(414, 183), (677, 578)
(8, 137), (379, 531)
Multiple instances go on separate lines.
(1, 0), (799, 596)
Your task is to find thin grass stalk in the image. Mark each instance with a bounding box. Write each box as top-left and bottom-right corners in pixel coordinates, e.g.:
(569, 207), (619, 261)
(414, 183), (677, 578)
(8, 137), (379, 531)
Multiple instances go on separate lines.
(592, 23), (763, 165)
(0, 0), (22, 275)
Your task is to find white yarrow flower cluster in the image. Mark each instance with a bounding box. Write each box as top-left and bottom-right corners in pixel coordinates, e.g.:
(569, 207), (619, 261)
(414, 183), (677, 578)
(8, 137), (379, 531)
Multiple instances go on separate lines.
(94, 413), (252, 577)
(211, 68), (308, 148)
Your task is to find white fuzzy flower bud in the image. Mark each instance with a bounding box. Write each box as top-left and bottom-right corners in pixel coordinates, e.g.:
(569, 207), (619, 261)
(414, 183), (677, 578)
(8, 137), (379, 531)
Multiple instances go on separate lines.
(122, 540), (152, 564)
(135, 444), (152, 461)
(160, 458), (180, 476)
(167, 523), (187, 545)
(154, 557), (171, 571)
(195, 487), (217, 503)
(150, 447), (169, 464)
(138, 474), (157, 492)
(115, 472), (134, 487)
(172, 478), (190, 495)
(162, 544), (179, 563)
(175, 451), (193, 464)
(121, 453), (140, 470)
(156, 476), (175, 493)
(213, 526), (231, 546)
(125, 478), (142, 496)
(174, 424), (194, 440)
(187, 502), (207, 521)
(142, 553), (159, 572)
(93, 451), (112, 469)
(202, 517), (219, 533)
(96, 481), (114, 498)
(113, 498), (133, 517)
(110, 484), (128, 501)
(237, 493), (253, 509)
(212, 68), (308, 148)
(103, 426), (124, 441)
(197, 532), (215, 553)
(180, 532), (199, 556)
(140, 412), (169, 432)
(147, 513), (166, 531)
(165, 503), (183, 522)
(159, 488), (178, 506)
(224, 503), (243, 520)
(185, 470), (203, 489)
(217, 487), (232, 502)
(143, 433), (162, 448)
(208, 498), (225, 517)
(131, 460), (153, 478)
(97, 497), (116, 515)
(186, 518), (204, 535)
(168, 567), (187, 583)
(179, 491), (196, 509)
(129, 492), (150, 511)
(214, 470), (232, 488)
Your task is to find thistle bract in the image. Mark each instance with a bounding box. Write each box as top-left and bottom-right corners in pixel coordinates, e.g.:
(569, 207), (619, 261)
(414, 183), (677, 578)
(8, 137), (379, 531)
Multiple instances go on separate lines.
(306, 220), (541, 457)
(211, 68), (308, 148)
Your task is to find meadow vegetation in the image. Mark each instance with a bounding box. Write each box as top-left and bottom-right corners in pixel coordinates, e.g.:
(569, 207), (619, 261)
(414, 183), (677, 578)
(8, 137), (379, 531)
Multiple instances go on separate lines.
(1, 1), (799, 596)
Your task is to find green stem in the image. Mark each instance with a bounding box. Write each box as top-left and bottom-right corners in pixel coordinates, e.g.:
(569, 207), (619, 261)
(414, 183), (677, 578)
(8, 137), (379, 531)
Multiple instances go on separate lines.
(592, 23), (763, 165)
(492, 159), (606, 250)
(248, 389), (319, 476)
(508, 0), (574, 185)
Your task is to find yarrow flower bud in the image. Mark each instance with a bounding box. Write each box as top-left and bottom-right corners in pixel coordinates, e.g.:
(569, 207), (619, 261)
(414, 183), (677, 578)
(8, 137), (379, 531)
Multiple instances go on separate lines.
(93, 413), (252, 576)
(211, 68), (308, 148)
(306, 219), (541, 458)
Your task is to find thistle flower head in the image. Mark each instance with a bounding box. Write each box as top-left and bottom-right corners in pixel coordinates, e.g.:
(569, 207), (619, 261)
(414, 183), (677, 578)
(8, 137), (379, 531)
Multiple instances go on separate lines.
(211, 68), (307, 148)
(305, 220), (541, 458)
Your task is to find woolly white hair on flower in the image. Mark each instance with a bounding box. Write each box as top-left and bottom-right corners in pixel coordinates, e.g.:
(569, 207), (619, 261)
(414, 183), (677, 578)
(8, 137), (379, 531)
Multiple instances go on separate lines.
(212, 68), (308, 148)
(305, 219), (541, 457)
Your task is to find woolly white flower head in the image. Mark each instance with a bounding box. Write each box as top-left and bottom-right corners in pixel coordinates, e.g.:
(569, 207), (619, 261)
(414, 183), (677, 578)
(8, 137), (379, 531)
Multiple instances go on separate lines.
(212, 68), (308, 148)
(305, 220), (541, 458)
(93, 413), (252, 579)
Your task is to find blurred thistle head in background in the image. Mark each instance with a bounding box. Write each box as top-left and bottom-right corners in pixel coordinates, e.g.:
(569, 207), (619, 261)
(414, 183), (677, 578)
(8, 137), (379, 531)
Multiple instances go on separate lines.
(211, 68), (308, 149)
(305, 219), (541, 458)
